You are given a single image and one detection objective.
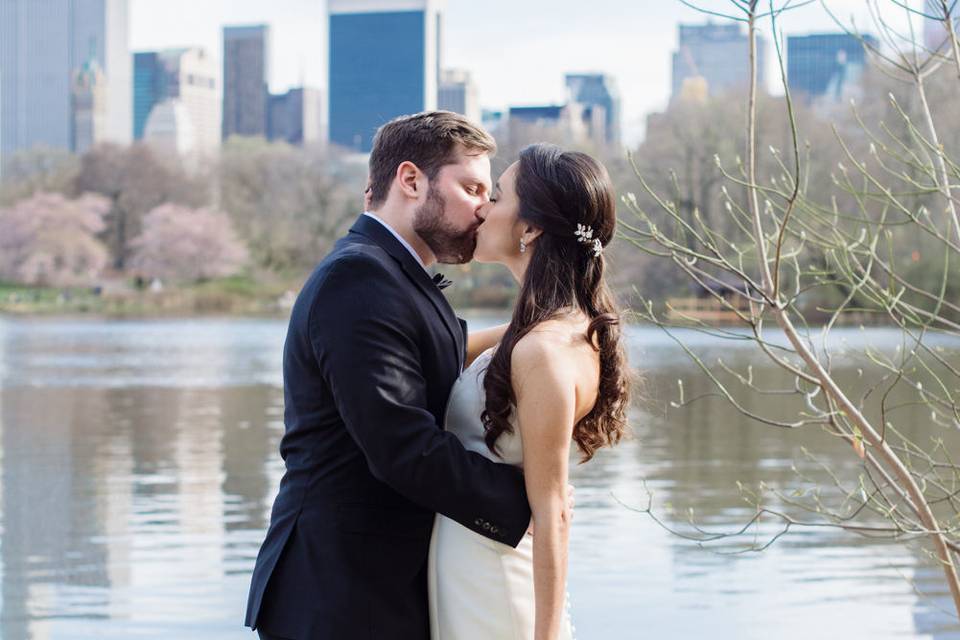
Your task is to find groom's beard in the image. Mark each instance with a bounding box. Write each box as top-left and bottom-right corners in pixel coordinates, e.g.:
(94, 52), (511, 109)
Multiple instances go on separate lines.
(413, 185), (478, 265)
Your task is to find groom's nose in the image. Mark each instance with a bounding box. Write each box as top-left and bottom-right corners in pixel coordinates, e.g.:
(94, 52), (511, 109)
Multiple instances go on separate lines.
(475, 202), (492, 223)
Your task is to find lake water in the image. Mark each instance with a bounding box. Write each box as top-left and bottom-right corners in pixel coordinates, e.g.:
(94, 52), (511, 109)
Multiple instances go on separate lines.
(0, 315), (958, 639)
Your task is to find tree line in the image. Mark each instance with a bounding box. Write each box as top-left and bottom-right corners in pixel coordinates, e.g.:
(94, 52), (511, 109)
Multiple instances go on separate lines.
(3, 63), (958, 312)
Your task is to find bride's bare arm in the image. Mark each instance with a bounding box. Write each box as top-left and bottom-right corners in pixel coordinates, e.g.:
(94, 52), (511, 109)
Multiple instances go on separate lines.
(466, 323), (508, 368)
(512, 334), (575, 640)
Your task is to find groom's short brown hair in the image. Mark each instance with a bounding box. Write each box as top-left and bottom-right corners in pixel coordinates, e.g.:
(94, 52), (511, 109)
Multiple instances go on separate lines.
(367, 111), (497, 208)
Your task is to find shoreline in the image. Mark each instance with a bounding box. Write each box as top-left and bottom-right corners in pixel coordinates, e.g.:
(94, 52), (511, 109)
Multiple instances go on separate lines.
(0, 307), (921, 329)
(0, 282), (933, 328)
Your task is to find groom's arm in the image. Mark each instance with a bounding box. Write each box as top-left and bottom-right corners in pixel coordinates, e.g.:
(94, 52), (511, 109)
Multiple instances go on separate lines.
(309, 255), (531, 547)
(463, 321), (509, 369)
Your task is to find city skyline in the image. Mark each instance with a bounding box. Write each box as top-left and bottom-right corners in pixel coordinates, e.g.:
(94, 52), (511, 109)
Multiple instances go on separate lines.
(130, 0), (914, 144)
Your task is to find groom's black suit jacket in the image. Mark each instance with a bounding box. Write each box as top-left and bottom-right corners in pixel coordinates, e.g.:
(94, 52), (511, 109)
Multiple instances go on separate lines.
(245, 214), (532, 639)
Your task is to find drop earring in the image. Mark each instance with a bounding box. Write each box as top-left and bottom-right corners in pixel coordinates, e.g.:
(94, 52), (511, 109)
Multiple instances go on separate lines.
(519, 238), (527, 254)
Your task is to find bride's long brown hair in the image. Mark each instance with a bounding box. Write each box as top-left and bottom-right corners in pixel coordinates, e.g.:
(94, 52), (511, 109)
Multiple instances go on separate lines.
(481, 143), (629, 462)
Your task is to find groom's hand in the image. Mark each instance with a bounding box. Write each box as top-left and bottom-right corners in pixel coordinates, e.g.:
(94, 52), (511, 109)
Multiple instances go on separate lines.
(526, 483), (575, 536)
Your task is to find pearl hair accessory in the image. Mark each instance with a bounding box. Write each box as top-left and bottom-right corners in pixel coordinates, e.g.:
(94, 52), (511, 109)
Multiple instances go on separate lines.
(574, 224), (602, 258)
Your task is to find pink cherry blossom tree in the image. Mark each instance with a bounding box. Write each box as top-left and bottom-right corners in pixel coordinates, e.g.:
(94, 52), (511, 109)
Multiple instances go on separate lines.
(128, 204), (248, 283)
(0, 191), (110, 286)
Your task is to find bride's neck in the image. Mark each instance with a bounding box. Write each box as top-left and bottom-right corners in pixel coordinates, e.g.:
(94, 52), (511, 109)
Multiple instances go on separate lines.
(507, 254), (530, 285)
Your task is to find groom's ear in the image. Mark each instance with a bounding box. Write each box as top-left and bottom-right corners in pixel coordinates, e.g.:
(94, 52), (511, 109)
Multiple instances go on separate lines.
(395, 161), (425, 200)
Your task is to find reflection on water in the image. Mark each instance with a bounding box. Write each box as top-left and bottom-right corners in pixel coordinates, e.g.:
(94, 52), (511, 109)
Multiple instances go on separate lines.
(0, 316), (957, 639)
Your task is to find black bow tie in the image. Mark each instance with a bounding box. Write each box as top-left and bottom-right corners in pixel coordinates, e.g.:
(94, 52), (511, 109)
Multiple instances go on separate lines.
(432, 273), (453, 290)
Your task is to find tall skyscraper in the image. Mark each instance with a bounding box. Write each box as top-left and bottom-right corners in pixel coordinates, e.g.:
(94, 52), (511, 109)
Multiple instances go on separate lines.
(787, 33), (877, 104)
(133, 47), (219, 154)
(438, 68), (480, 123)
(0, 0), (131, 169)
(328, 0), (443, 153)
(222, 24), (270, 140)
(671, 22), (765, 100)
(565, 73), (621, 148)
(268, 87), (324, 146)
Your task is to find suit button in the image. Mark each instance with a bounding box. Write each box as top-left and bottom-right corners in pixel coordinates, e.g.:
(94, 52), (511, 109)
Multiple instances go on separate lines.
(474, 518), (483, 526)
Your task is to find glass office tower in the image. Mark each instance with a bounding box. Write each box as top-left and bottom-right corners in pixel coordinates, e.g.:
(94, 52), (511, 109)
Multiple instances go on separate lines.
(328, 0), (443, 153)
(787, 33), (878, 103)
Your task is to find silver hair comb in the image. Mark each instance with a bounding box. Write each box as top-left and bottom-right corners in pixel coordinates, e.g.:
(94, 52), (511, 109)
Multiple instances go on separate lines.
(574, 224), (602, 258)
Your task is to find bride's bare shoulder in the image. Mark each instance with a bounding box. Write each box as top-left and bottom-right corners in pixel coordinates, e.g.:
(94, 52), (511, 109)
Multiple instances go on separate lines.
(510, 328), (557, 369)
(509, 320), (599, 428)
(508, 330), (577, 413)
(510, 317), (594, 381)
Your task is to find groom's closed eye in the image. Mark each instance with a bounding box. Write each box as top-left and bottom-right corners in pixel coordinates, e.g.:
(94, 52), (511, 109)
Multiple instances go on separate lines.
(465, 183), (491, 202)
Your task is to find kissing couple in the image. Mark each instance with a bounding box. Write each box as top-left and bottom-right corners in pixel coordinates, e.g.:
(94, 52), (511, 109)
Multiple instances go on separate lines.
(245, 110), (630, 640)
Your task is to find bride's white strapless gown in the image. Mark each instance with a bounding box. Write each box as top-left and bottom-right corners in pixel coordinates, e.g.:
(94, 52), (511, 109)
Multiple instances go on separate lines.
(428, 348), (575, 640)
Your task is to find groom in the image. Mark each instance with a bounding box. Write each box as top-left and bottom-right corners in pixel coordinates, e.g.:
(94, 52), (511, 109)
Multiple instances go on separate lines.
(245, 111), (533, 640)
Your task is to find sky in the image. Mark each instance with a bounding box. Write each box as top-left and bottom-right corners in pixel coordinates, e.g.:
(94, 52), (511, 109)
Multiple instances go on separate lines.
(130, 0), (918, 144)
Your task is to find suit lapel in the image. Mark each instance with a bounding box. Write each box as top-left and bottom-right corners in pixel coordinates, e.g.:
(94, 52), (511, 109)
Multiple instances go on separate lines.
(348, 215), (465, 371)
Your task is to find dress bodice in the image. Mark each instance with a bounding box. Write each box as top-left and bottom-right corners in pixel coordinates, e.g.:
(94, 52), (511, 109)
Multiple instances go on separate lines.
(443, 348), (523, 467)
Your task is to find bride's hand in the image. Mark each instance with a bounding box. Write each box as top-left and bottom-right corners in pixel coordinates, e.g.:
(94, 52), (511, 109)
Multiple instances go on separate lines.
(526, 483), (575, 536)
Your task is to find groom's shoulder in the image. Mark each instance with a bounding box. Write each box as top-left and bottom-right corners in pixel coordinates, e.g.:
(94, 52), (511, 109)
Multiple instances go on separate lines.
(294, 245), (403, 328)
(305, 241), (401, 295)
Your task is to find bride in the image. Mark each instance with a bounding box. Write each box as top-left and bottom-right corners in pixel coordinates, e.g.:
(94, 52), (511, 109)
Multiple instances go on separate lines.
(429, 143), (630, 640)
